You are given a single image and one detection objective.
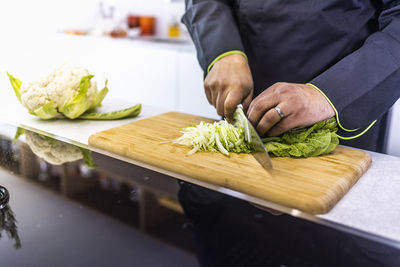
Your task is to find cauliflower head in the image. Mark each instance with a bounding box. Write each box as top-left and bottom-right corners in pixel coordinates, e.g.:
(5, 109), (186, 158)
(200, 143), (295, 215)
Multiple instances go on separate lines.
(9, 65), (108, 119)
(20, 65), (97, 111)
(8, 66), (142, 121)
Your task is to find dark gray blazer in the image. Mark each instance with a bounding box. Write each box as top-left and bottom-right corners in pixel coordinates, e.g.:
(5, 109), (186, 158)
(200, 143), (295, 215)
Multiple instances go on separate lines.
(182, 0), (400, 152)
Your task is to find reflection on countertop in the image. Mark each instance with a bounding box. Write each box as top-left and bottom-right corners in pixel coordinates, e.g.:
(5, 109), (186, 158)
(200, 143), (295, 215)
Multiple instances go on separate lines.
(0, 182), (20, 249)
(0, 126), (198, 266)
(0, 204), (20, 249)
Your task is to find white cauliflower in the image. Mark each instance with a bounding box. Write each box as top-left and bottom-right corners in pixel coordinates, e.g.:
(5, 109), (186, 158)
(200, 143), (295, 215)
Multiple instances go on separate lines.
(20, 65), (98, 112)
(7, 66), (142, 120)
(8, 64), (107, 119)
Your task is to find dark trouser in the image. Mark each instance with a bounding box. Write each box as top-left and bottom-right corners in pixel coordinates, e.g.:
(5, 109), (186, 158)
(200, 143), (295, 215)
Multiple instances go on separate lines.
(179, 182), (400, 267)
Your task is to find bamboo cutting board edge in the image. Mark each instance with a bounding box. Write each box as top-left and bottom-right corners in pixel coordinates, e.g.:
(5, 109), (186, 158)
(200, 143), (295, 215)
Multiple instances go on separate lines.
(88, 111), (372, 214)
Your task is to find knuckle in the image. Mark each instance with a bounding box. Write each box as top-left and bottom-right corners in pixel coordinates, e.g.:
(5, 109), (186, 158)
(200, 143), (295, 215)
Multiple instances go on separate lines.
(259, 124), (273, 136)
(290, 95), (306, 111)
(257, 114), (275, 133)
(246, 78), (254, 88)
(262, 113), (275, 124)
(213, 80), (221, 89)
(274, 82), (289, 90)
(288, 95), (300, 106)
(226, 77), (248, 90)
(220, 77), (231, 87)
(224, 98), (237, 109)
(275, 82), (287, 87)
(218, 82), (226, 89)
(204, 80), (213, 89)
(275, 84), (291, 95)
(231, 81), (241, 89)
(205, 78), (221, 90)
(251, 102), (261, 113)
(269, 123), (286, 136)
(232, 77), (244, 87)
(256, 124), (267, 135)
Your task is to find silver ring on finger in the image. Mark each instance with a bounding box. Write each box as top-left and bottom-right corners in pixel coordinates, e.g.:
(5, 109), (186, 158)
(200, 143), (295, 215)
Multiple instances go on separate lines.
(273, 106), (285, 119)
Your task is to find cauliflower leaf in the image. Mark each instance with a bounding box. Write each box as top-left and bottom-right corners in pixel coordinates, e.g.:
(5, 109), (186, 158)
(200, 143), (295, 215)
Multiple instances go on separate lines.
(79, 104), (142, 120)
(89, 79), (109, 111)
(59, 74), (93, 119)
(32, 101), (60, 119)
(6, 72), (22, 103)
(78, 147), (98, 168)
(13, 127), (25, 143)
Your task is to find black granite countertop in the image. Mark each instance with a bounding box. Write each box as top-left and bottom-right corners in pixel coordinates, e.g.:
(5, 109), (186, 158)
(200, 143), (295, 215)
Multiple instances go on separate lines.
(0, 124), (198, 267)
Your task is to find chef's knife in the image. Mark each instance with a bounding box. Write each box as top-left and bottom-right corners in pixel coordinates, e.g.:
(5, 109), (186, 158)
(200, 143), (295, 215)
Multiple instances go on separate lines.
(233, 104), (273, 170)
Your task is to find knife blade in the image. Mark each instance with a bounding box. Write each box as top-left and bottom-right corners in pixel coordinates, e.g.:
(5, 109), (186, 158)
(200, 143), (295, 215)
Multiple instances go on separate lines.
(233, 104), (273, 170)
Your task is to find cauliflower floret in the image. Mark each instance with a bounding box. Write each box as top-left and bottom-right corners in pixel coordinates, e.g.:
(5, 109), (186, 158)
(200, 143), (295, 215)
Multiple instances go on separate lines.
(19, 64), (97, 112)
(20, 81), (50, 111)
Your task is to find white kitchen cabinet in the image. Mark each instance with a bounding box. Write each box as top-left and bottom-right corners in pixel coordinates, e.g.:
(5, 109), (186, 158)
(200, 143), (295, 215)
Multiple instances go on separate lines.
(176, 51), (219, 119)
(386, 100), (400, 156)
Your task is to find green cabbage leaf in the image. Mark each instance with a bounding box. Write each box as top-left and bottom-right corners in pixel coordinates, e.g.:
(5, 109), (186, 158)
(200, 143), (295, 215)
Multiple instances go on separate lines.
(263, 118), (339, 157)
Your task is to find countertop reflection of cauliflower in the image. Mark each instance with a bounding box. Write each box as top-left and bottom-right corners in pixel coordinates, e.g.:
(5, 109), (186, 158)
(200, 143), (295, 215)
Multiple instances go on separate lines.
(25, 131), (83, 165)
(20, 65), (98, 113)
(14, 128), (96, 167)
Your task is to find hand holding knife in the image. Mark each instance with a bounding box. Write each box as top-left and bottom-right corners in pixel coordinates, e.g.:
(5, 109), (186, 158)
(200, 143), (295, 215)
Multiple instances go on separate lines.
(233, 104), (273, 171)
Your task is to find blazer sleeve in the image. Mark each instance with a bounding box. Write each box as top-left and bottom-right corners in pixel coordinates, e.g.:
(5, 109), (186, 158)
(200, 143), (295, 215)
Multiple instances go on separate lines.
(182, 0), (245, 73)
(310, 1), (400, 132)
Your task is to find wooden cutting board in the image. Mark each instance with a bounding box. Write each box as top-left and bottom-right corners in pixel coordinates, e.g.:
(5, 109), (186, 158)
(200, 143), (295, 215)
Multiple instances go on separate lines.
(89, 112), (371, 214)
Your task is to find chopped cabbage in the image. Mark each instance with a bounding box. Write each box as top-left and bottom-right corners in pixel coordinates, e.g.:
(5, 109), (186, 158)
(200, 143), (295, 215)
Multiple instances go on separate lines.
(173, 120), (252, 156)
(173, 118), (339, 158)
